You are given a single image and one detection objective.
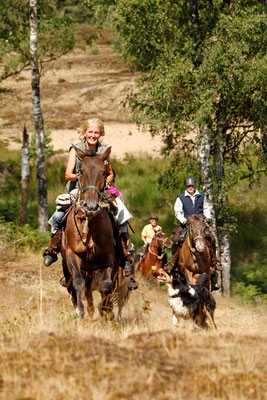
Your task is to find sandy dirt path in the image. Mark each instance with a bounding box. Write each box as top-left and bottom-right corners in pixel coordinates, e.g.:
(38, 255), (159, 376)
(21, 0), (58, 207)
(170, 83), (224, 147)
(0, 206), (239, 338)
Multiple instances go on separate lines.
(0, 45), (162, 159)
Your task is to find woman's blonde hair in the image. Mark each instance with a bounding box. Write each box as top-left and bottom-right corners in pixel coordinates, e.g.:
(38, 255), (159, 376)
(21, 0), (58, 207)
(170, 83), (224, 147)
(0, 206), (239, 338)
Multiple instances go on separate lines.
(78, 118), (105, 139)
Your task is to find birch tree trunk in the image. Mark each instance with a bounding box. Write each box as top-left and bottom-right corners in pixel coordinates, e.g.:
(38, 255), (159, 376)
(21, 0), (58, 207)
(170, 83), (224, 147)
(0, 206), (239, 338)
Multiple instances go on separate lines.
(197, 125), (222, 294)
(197, 126), (217, 229)
(29, 0), (48, 231)
(20, 126), (30, 225)
(214, 129), (231, 296)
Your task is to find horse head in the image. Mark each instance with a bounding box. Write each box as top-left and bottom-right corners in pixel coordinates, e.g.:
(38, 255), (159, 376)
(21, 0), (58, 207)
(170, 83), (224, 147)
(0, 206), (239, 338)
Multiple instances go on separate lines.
(188, 215), (206, 253)
(154, 230), (173, 250)
(74, 145), (112, 219)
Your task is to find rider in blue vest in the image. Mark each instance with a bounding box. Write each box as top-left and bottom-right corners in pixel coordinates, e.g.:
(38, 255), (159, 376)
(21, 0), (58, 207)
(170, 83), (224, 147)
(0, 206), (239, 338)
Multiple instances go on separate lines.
(170, 176), (222, 291)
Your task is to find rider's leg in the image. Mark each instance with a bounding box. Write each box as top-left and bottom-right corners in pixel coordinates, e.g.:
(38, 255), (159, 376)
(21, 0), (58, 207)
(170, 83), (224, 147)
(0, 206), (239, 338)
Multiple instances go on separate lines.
(43, 209), (65, 267)
(120, 222), (138, 290)
(210, 269), (220, 291)
(165, 226), (186, 272)
(205, 223), (223, 272)
(137, 243), (148, 258)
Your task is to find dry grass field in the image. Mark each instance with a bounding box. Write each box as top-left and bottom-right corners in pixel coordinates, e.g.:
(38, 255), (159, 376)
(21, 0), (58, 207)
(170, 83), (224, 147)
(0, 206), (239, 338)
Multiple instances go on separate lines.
(0, 250), (266, 400)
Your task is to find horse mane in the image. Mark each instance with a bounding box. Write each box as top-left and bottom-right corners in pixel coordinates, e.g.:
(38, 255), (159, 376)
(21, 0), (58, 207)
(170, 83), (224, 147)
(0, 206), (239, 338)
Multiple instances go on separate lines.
(191, 214), (203, 221)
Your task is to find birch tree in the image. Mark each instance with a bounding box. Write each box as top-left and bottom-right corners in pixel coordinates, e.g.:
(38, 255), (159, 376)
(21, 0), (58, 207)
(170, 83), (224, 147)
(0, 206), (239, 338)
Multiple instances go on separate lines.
(29, 0), (48, 231)
(20, 126), (30, 225)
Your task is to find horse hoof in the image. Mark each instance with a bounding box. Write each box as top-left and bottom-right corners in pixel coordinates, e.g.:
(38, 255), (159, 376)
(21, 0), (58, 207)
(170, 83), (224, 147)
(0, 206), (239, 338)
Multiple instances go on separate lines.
(43, 254), (57, 267)
(128, 277), (138, 291)
(59, 277), (66, 287)
(76, 306), (84, 318)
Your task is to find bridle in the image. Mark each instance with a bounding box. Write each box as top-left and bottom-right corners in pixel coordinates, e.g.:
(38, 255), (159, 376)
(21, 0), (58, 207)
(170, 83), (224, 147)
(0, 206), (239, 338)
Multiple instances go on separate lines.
(73, 170), (106, 240)
(77, 174), (104, 202)
(187, 222), (206, 254)
(148, 231), (170, 260)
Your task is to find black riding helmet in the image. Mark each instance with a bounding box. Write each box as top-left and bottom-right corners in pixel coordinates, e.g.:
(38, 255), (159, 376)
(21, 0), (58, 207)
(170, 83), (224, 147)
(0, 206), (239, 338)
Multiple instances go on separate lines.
(184, 176), (196, 186)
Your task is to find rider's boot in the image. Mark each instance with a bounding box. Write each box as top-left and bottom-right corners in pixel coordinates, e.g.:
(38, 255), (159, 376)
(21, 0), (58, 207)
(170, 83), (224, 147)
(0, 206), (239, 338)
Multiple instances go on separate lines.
(120, 233), (138, 290)
(43, 228), (62, 267)
(124, 257), (138, 291)
(210, 270), (220, 291)
(208, 242), (223, 272)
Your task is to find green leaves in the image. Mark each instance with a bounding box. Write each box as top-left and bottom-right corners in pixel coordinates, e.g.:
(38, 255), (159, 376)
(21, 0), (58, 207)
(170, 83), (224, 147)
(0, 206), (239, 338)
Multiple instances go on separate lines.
(0, 0), (75, 83)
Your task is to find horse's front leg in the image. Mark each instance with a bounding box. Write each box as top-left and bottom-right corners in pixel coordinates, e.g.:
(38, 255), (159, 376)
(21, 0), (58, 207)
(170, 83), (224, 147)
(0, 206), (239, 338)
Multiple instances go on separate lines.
(85, 277), (94, 319)
(100, 265), (114, 295)
(62, 259), (77, 308)
(66, 249), (85, 318)
(99, 263), (115, 319)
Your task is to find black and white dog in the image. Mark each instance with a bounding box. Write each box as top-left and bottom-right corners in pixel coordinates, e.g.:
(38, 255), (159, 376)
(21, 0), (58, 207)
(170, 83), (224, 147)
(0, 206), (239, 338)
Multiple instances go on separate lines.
(157, 269), (217, 330)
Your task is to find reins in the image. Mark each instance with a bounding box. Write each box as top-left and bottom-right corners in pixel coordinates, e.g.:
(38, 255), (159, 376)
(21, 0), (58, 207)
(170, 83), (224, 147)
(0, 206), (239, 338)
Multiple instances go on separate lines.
(148, 232), (169, 260)
(72, 162), (106, 245)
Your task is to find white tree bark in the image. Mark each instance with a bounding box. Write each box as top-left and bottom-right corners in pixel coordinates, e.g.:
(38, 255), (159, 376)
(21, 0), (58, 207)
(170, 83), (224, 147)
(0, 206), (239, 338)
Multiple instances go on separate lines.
(214, 130), (231, 296)
(197, 125), (222, 294)
(197, 126), (217, 229)
(20, 126), (30, 224)
(29, 0), (48, 231)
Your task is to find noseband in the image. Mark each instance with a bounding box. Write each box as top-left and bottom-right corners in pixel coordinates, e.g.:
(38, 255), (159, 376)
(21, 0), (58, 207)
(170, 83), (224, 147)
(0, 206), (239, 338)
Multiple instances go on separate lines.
(149, 231), (170, 260)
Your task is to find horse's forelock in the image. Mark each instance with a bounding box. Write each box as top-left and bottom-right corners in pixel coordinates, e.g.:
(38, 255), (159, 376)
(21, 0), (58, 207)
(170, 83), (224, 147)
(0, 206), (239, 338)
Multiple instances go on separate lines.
(84, 149), (97, 157)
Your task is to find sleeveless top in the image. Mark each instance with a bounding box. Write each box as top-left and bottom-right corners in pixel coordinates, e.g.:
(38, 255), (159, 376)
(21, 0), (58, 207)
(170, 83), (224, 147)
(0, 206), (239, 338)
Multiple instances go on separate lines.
(65, 141), (108, 193)
(178, 191), (204, 219)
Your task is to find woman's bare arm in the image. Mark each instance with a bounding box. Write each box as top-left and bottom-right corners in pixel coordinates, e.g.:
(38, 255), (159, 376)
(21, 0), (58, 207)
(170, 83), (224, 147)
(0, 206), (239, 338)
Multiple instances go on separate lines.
(105, 156), (114, 183)
(65, 148), (78, 181)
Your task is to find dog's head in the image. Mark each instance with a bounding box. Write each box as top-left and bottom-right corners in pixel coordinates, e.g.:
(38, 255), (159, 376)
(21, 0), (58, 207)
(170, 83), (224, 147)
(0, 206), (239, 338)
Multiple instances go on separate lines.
(157, 268), (189, 292)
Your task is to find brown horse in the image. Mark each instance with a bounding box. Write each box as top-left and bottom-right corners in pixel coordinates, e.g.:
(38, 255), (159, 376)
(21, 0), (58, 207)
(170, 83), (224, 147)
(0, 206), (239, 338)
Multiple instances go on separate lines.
(60, 145), (120, 319)
(177, 215), (211, 288)
(136, 230), (173, 277)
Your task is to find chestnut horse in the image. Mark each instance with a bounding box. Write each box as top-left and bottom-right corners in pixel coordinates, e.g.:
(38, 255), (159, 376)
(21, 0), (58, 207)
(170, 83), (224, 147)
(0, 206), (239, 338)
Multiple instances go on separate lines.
(136, 230), (173, 277)
(60, 145), (120, 318)
(177, 215), (211, 288)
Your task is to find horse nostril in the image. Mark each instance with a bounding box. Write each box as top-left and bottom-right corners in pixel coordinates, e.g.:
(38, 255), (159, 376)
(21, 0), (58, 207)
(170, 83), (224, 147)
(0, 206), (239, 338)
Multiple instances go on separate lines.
(93, 203), (100, 212)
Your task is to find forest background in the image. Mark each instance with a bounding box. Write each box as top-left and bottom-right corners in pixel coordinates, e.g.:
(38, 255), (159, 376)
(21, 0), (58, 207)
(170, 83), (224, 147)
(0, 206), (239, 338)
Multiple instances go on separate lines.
(0, 0), (266, 303)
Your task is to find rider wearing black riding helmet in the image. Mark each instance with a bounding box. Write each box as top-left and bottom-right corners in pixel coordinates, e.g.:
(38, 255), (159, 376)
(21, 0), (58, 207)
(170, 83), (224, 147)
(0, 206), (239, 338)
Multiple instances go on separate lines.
(170, 176), (222, 291)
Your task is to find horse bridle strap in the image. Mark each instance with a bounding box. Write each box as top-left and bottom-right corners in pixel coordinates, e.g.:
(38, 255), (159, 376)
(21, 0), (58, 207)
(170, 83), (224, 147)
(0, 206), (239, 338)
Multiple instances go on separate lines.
(81, 184), (101, 197)
(148, 232), (167, 260)
(77, 175), (104, 202)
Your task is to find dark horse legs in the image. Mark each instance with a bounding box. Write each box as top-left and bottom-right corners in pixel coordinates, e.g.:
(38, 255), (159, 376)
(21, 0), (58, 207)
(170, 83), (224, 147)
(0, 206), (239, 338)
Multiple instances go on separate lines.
(66, 249), (85, 318)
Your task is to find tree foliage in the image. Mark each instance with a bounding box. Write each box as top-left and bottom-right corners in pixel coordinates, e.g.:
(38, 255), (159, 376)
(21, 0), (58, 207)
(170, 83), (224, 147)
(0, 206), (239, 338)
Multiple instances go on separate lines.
(0, 0), (75, 83)
(89, 0), (266, 167)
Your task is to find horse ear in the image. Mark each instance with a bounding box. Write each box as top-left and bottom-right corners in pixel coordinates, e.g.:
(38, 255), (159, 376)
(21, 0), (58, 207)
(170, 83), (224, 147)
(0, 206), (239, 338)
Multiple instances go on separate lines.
(72, 145), (87, 159)
(98, 146), (112, 161)
(188, 216), (192, 223)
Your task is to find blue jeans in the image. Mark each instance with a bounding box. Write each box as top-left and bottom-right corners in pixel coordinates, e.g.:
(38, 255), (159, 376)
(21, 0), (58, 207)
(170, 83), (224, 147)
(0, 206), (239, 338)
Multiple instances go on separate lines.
(51, 209), (65, 235)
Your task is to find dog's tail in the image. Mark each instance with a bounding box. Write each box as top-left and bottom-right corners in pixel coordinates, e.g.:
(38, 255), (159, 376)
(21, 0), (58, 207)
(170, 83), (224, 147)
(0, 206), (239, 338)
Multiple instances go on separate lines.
(203, 304), (217, 331)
